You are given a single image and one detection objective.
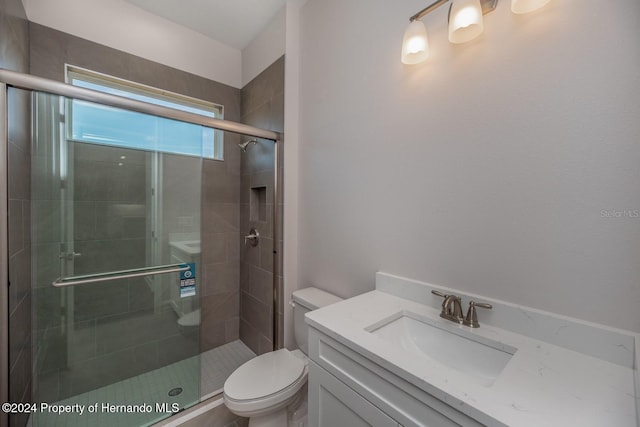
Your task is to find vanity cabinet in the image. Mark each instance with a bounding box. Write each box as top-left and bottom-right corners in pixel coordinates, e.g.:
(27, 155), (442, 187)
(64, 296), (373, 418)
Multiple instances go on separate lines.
(309, 362), (398, 427)
(308, 328), (485, 427)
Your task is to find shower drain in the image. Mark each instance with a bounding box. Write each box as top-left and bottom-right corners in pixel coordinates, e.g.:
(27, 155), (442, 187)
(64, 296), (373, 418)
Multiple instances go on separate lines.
(168, 387), (183, 397)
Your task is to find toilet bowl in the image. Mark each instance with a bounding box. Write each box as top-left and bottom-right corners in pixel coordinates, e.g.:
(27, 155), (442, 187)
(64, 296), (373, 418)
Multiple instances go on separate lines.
(223, 287), (342, 427)
(177, 309), (200, 339)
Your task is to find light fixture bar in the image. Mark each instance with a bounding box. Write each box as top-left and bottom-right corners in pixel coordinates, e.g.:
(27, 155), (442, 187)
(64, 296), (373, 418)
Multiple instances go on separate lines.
(409, 0), (449, 22)
(479, 0), (499, 14)
(409, 0), (497, 22)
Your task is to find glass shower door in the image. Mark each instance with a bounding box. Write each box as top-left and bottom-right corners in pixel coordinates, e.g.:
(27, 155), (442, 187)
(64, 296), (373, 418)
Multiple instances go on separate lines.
(31, 92), (203, 426)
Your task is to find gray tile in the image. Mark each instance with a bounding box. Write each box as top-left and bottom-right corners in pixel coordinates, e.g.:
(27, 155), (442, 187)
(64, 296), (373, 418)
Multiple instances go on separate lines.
(73, 279), (129, 322)
(29, 23), (242, 121)
(65, 348), (141, 396)
(33, 199), (63, 246)
(157, 334), (199, 366)
(67, 320), (97, 365)
(226, 232), (240, 262)
(241, 56), (285, 118)
(34, 286), (63, 331)
(201, 291), (239, 325)
(200, 319), (227, 352)
(249, 265), (273, 305)
(203, 261), (239, 296)
(73, 201), (96, 241)
(36, 371), (61, 404)
(201, 232), (228, 265)
(37, 326), (67, 374)
(260, 237), (274, 273)
(225, 317), (240, 342)
(122, 216), (146, 238)
(32, 242), (61, 289)
(8, 135), (30, 202)
(258, 334), (273, 355)
(241, 134), (275, 175)
(269, 91), (285, 134)
(240, 292), (271, 338)
(8, 294), (30, 371)
(8, 198), (23, 256)
(7, 87), (31, 148)
(202, 159), (240, 203)
(240, 261), (250, 292)
(128, 278), (154, 312)
(202, 203), (240, 233)
(95, 310), (179, 355)
(239, 319), (260, 355)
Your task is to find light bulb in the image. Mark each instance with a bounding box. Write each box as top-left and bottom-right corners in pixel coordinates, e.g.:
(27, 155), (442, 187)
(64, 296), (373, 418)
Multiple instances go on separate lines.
(401, 20), (429, 64)
(448, 0), (484, 44)
(511, 0), (551, 14)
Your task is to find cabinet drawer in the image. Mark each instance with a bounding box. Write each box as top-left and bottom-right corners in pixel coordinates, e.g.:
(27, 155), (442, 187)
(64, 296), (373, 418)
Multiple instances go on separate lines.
(309, 328), (486, 427)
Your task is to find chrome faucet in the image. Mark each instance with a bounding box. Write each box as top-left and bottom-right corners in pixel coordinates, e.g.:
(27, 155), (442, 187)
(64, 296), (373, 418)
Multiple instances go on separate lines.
(431, 290), (492, 328)
(431, 290), (464, 323)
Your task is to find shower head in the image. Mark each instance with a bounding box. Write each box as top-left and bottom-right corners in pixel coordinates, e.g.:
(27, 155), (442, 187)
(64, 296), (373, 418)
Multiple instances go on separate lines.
(238, 139), (258, 152)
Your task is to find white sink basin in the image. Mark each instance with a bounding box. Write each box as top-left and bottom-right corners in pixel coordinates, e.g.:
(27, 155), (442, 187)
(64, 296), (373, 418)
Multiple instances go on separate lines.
(367, 311), (516, 387)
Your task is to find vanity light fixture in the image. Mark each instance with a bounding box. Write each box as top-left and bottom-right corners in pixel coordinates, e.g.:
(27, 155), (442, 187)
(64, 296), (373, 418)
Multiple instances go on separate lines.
(448, 0), (486, 44)
(401, 0), (550, 64)
(511, 0), (551, 14)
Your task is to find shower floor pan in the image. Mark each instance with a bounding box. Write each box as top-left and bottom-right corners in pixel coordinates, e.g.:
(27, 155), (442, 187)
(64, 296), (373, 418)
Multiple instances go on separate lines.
(30, 340), (255, 427)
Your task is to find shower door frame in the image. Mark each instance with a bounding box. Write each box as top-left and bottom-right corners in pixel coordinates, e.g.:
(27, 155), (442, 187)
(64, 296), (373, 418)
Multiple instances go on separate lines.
(0, 69), (283, 425)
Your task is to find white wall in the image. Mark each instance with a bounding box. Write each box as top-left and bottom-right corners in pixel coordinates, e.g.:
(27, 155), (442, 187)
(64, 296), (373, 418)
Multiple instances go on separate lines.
(242, 6), (286, 87)
(21, 0), (242, 88)
(295, 0), (640, 332)
(282, 1), (303, 349)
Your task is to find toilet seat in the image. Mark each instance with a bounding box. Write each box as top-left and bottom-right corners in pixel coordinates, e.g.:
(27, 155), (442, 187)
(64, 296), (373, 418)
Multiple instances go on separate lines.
(223, 349), (307, 417)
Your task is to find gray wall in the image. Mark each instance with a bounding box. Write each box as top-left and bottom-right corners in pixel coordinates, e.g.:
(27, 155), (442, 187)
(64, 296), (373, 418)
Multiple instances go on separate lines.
(0, 0), (31, 425)
(297, 0), (640, 332)
(239, 56), (284, 354)
(28, 23), (243, 398)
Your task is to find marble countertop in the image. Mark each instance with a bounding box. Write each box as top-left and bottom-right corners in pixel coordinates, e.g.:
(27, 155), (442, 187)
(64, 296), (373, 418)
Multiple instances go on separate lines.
(306, 289), (638, 427)
(168, 240), (201, 256)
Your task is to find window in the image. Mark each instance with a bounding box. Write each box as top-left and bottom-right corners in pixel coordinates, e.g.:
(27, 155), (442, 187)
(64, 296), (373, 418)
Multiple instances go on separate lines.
(66, 65), (224, 159)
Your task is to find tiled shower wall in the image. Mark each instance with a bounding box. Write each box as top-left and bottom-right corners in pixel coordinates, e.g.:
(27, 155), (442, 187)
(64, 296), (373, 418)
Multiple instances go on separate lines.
(239, 56), (285, 354)
(28, 23), (243, 397)
(0, 0), (32, 426)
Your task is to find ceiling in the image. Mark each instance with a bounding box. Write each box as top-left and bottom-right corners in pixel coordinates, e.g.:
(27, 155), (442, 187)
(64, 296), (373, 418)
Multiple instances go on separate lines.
(125, 0), (287, 50)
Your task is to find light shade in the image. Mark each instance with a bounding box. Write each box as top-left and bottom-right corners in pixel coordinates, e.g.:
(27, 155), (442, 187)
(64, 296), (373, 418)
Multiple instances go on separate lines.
(448, 0), (484, 44)
(511, 0), (551, 14)
(401, 20), (429, 64)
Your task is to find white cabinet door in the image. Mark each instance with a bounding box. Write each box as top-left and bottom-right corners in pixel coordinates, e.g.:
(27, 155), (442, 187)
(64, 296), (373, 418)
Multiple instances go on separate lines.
(309, 361), (398, 427)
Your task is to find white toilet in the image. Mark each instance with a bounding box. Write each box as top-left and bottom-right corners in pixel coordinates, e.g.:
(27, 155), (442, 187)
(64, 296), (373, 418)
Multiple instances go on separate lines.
(223, 287), (342, 427)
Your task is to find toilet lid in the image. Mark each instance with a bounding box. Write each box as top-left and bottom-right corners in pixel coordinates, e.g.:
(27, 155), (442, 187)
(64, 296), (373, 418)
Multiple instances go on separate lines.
(224, 349), (305, 401)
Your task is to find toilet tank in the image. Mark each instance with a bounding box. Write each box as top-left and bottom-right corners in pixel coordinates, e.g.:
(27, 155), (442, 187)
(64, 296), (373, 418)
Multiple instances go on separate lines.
(292, 287), (342, 355)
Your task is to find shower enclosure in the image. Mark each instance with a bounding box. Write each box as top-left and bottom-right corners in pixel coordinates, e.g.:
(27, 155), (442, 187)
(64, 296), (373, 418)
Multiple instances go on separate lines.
(1, 69), (281, 427)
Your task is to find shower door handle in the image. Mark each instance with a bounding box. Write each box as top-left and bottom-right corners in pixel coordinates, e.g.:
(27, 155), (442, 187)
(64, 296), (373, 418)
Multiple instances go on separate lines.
(52, 263), (190, 288)
(59, 251), (82, 261)
(244, 228), (259, 247)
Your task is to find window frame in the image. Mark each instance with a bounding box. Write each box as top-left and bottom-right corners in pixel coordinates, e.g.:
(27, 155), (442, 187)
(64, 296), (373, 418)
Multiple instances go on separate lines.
(64, 64), (225, 160)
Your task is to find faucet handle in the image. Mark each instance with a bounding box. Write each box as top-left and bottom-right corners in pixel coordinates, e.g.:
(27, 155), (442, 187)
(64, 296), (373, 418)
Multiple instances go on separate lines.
(431, 290), (451, 317)
(431, 290), (447, 298)
(463, 300), (492, 328)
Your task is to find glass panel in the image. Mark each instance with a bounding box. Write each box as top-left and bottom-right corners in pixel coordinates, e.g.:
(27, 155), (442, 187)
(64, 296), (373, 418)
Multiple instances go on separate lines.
(67, 68), (223, 160)
(31, 92), (202, 426)
(69, 99), (217, 158)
